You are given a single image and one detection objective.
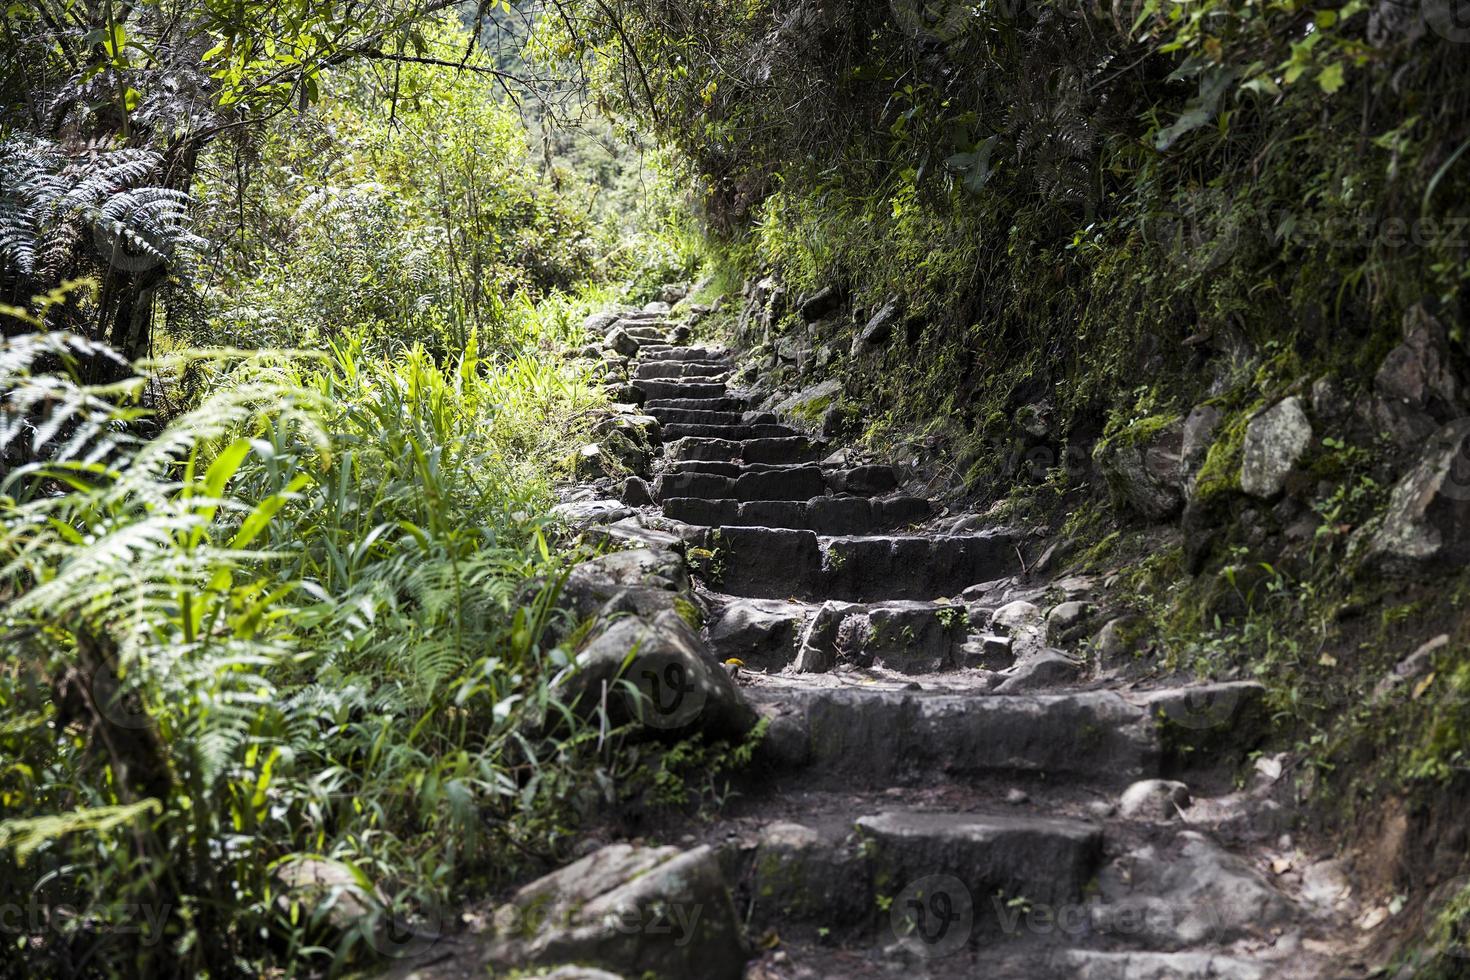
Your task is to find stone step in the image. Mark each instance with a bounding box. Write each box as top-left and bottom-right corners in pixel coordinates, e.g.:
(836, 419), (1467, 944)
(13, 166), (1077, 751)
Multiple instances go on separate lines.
(696, 526), (1018, 601)
(706, 596), (970, 672)
(634, 346), (727, 362)
(736, 809), (1102, 936)
(621, 324), (672, 341)
(643, 407), (776, 427)
(666, 436), (825, 465)
(644, 396), (755, 414)
(656, 464), (828, 501)
(633, 361), (731, 381)
(633, 379), (730, 401)
(662, 495), (932, 534)
(658, 461), (900, 497)
(658, 422), (799, 442)
(750, 686), (1158, 786)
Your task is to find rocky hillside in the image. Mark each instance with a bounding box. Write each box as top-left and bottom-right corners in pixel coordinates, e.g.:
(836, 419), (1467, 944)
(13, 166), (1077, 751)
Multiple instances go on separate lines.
(370, 289), (1470, 979)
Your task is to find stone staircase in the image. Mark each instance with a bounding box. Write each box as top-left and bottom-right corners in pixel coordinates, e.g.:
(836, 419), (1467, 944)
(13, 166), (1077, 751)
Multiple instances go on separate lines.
(413, 310), (1371, 980)
(606, 318), (1365, 979)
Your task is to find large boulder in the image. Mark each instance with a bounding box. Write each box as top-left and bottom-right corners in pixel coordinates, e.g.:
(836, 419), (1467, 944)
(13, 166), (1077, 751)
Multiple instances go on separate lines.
(706, 598), (808, 670)
(1239, 397), (1312, 498)
(770, 379), (841, 425)
(560, 548), (690, 625)
(1368, 418), (1470, 568)
(482, 844), (748, 980)
(1094, 420), (1186, 520)
(1375, 303), (1459, 414)
(557, 612), (757, 739)
(798, 285), (843, 322)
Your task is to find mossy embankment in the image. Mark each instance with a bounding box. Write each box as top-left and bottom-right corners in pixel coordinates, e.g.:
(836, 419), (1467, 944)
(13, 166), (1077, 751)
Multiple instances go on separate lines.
(551, 0), (1470, 962)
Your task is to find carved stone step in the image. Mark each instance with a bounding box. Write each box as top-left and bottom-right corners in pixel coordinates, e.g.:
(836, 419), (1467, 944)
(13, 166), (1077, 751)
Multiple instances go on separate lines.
(665, 436), (826, 465)
(736, 809), (1102, 935)
(643, 407), (776, 426)
(634, 346), (727, 361)
(659, 423), (799, 441)
(633, 379), (730, 401)
(697, 526), (1018, 601)
(662, 495), (932, 533)
(633, 360), (731, 381)
(644, 396), (755, 414)
(656, 464), (828, 502)
(748, 686), (1159, 786)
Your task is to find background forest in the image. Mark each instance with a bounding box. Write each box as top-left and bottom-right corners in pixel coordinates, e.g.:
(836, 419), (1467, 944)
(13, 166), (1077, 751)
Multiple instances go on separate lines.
(3, 0), (1470, 975)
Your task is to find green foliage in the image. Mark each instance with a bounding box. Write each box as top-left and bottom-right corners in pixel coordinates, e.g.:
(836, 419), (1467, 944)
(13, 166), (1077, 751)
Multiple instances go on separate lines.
(191, 14), (606, 358)
(0, 325), (610, 976)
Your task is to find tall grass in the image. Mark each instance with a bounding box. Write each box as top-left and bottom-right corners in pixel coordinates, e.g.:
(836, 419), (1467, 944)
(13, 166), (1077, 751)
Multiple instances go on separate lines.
(0, 313), (612, 976)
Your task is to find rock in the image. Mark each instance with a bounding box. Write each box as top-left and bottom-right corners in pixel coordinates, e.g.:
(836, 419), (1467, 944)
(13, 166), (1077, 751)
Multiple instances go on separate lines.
(1368, 419), (1470, 568)
(706, 598), (808, 670)
(1375, 303), (1459, 414)
(771, 379), (841, 423)
(826, 465), (898, 496)
(560, 548), (690, 625)
(1047, 600), (1092, 644)
(856, 811), (1102, 910)
(1059, 951), (1265, 980)
(798, 285), (842, 322)
(1091, 831), (1293, 949)
(1118, 779), (1192, 820)
(642, 300), (672, 315)
(994, 649), (1083, 692)
(552, 498), (635, 527)
(1015, 400), (1053, 438)
(1239, 397), (1312, 498)
(1094, 422), (1186, 520)
(989, 600), (1045, 657)
(745, 822), (869, 927)
(1094, 616), (1147, 666)
(1180, 404), (1222, 472)
(819, 403), (847, 439)
(962, 633), (1015, 671)
(483, 844), (747, 980)
(557, 613), (756, 739)
(659, 283), (690, 305)
(272, 856), (379, 933)
(1310, 377), (1350, 420)
(606, 327), (640, 357)
(620, 477), (654, 507)
(574, 443), (613, 480)
(1140, 682), (1268, 764)
(850, 295), (901, 354)
(583, 311), (623, 336)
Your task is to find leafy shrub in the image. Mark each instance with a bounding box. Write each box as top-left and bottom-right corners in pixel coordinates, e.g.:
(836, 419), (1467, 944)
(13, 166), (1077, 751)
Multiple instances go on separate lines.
(0, 325), (610, 976)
